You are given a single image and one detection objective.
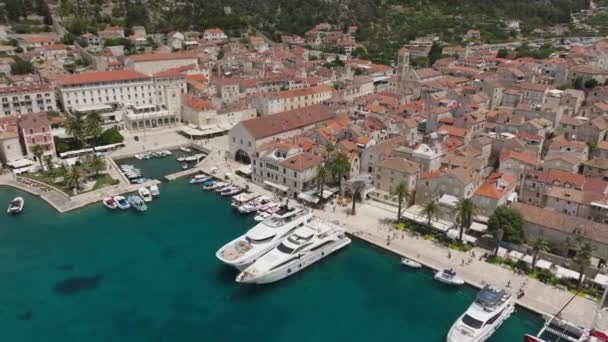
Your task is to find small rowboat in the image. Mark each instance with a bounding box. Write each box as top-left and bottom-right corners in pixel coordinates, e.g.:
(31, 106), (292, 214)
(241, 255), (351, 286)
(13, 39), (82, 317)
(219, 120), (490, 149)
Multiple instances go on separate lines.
(102, 197), (118, 209)
(401, 257), (422, 269)
(7, 197), (24, 214)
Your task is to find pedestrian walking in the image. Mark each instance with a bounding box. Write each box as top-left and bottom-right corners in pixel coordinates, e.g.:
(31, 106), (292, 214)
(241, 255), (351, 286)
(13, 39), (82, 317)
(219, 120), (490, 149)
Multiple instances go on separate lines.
(507, 280), (511, 288)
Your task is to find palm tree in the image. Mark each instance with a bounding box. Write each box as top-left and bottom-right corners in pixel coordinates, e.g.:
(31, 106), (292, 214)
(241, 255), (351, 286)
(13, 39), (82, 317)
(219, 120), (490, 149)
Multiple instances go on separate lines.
(330, 152), (351, 194)
(531, 238), (550, 268)
(574, 239), (593, 290)
(452, 198), (476, 242)
(44, 155), (54, 173)
(65, 166), (83, 194)
(85, 112), (103, 144)
(421, 199), (439, 227)
(32, 144), (44, 170)
(65, 113), (87, 148)
(392, 181), (411, 223)
(86, 155), (106, 177)
(350, 179), (366, 215)
(315, 165), (330, 198)
(325, 141), (335, 161)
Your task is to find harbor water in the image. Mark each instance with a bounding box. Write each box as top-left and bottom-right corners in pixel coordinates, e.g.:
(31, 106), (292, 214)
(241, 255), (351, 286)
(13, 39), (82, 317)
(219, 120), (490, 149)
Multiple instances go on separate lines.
(0, 179), (541, 341)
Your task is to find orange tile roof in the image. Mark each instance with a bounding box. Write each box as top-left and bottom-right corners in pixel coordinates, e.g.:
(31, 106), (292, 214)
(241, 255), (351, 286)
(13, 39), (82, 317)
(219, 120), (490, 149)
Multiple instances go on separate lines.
(59, 69), (150, 86)
(241, 104), (333, 140)
(182, 94), (214, 111)
(280, 152), (324, 171)
(438, 125), (468, 138)
(499, 150), (537, 165)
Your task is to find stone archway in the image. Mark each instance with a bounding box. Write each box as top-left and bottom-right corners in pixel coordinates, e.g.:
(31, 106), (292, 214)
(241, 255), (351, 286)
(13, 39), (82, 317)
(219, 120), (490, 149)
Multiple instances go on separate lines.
(235, 149), (251, 164)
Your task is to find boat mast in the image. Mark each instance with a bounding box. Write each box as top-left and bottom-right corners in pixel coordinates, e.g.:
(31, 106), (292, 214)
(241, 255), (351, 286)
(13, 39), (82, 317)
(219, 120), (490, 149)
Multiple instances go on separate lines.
(537, 289), (583, 337)
(591, 285), (608, 335)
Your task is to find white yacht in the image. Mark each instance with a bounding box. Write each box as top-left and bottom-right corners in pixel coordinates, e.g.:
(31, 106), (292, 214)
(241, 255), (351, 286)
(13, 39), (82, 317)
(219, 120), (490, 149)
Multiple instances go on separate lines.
(216, 206), (313, 270)
(236, 219), (351, 284)
(447, 285), (515, 342)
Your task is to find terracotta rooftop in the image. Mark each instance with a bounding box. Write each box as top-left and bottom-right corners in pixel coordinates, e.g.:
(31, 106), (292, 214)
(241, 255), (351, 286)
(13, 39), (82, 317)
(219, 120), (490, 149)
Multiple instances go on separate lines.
(59, 69), (150, 86)
(499, 150), (537, 165)
(240, 104), (333, 140)
(280, 152), (323, 171)
(377, 157), (420, 174)
(512, 202), (608, 244)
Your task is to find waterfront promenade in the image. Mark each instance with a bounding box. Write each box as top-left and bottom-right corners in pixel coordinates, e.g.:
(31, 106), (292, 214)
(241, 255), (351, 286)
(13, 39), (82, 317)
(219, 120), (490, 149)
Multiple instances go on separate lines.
(313, 201), (604, 330)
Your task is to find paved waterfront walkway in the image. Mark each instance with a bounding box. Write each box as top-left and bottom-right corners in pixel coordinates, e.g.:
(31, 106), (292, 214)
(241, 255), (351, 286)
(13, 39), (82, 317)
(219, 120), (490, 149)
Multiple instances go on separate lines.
(313, 201), (605, 330)
(0, 171), (160, 214)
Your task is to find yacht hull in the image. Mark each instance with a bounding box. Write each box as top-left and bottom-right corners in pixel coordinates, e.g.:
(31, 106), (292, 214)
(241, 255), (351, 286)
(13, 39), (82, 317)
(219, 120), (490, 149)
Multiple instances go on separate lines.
(237, 237), (351, 284)
(447, 304), (514, 342)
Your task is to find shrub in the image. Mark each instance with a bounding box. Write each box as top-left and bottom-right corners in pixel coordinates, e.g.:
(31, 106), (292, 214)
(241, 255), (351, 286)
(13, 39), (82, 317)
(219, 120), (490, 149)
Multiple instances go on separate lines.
(99, 128), (124, 145)
(536, 268), (556, 284)
(514, 260), (532, 274)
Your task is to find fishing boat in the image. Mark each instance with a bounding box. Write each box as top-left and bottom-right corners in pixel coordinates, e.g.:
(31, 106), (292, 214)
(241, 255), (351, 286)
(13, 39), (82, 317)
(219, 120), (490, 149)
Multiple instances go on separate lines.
(128, 195), (148, 212)
(102, 197), (118, 209)
(114, 196), (130, 210)
(149, 184), (160, 197)
(138, 187), (153, 202)
(401, 257), (422, 269)
(221, 186), (242, 196)
(179, 147), (192, 153)
(7, 197), (24, 214)
(434, 269), (465, 285)
(190, 175), (210, 184)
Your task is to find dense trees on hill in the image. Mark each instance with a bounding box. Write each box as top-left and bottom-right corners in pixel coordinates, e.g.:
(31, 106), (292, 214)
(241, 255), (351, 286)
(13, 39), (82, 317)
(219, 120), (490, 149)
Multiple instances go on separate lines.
(57, 0), (589, 64)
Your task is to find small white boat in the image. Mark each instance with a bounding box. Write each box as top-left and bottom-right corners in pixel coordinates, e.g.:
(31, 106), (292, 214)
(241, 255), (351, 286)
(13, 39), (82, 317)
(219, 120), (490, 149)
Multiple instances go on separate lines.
(205, 181), (226, 190)
(7, 197), (24, 214)
(190, 175), (210, 184)
(102, 197), (118, 209)
(221, 186), (242, 196)
(434, 269), (465, 286)
(181, 163), (189, 170)
(214, 184), (233, 193)
(401, 257), (422, 269)
(161, 150), (172, 156)
(180, 147), (192, 153)
(134, 154), (144, 160)
(114, 196), (130, 210)
(138, 187), (153, 202)
(128, 195), (148, 212)
(149, 184), (160, 197)
(253, 211), (272, 222)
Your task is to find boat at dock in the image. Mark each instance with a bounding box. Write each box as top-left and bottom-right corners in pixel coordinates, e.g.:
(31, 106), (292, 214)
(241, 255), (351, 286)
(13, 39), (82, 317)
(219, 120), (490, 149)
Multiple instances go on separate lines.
(401, 257), (422, 269)
(149, 184), (160, 198)
(220, 186), (242, 196)
(447, 285), (514, 342)
(190, 175), (211, 184)
(524, 286), (608, 342)
(434, 269), (464, 285)
(216, 206), (313, 270)
(179, 147), (192, 153)
(128, 195), (148, 212)
(138, 187), (153, 202)
(204, 181), (227, 191)
(253, 211), (272, 222)
(7, 197), (24, 214)
(102, 197), (118, 210)
(237, 196), (272, 214)
(214, 184), (234, 193)
(114, 196), (130, 210)
(236, 219), (351, 284)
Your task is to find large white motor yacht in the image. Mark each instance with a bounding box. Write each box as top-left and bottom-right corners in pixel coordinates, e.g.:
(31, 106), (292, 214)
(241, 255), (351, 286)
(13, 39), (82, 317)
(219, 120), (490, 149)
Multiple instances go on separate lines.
(216, 206), (313, 270)
(447, 285), (515, 342)
(235, 219), (351, 284)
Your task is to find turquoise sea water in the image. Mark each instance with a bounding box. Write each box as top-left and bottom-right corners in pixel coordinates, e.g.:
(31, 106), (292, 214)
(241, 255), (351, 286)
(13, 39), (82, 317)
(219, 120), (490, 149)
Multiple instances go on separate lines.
(0, 177), (542, 341)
